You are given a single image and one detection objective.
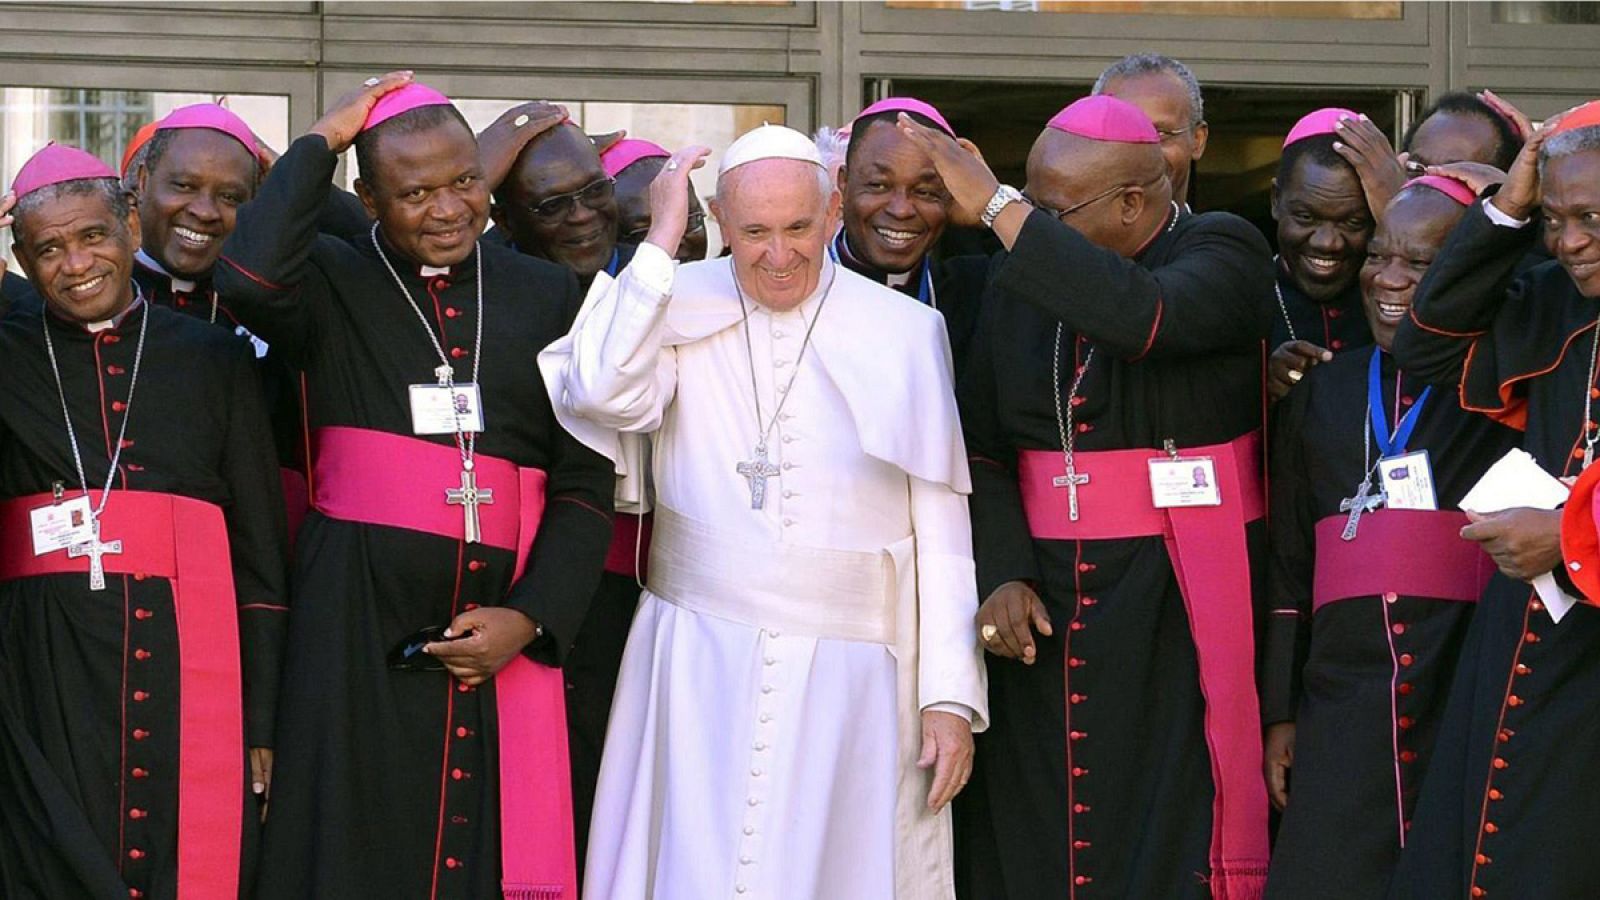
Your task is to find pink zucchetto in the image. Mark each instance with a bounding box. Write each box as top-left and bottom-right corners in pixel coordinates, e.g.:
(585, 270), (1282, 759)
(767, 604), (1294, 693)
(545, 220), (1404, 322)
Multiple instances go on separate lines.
(855, 96), (955, 137)
(601, 139), (670, 179)
(1283, 107), (1360, 148)
(361, 83), (454, 133)
(1046, 95), (1159, 144)
(1407, 173), (1477, 206)
(11, 143), (116, 200)
(156, 103), (260, 158)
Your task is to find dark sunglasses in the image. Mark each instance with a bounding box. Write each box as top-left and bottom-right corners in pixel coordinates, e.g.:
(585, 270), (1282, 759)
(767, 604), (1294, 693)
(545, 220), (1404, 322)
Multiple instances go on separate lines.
(621, 211), (707, 245)
(527, 177), (615, 222)
(387, 624), (469, 672)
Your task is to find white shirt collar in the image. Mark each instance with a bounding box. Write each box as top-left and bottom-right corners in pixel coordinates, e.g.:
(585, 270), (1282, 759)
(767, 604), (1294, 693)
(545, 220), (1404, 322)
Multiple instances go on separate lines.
(135, 249), (197, 293)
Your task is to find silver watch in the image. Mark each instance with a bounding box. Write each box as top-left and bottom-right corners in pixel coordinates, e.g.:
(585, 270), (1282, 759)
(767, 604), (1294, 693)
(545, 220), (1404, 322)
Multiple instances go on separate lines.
(981, 184), (1025, 229)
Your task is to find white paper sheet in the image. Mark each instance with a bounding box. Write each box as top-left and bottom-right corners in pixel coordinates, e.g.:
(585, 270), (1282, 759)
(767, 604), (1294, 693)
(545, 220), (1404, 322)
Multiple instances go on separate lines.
(1459, 449), (1580, 623)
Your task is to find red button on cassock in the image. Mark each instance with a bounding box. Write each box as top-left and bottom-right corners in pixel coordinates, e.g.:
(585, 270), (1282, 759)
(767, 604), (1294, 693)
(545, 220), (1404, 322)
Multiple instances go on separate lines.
(132, 729), (149, 740)
(1399, 653), (1414, 666)
(1484, 822), (1499, 833)
(134, 649), (151, 661)
(128, 848), (144, 860)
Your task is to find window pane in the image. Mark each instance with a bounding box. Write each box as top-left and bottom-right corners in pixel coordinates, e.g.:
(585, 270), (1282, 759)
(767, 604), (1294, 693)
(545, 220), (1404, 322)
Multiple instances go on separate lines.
(1, 86), (289, 275)
(344, 100), (787, 257)
(1490, 1), (1600, 24)
(886, 0), (1402, 18)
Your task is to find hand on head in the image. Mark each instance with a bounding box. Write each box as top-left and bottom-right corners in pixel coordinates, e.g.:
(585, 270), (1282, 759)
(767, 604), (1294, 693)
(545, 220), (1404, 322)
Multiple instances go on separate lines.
(1479, 90), (1533, 143)
(312, 70), (414, 153)
(478, 101), (571, 194)
(896, 113), (995, 228)
(1423, 161), (1506, 196)
(1493, 107), (1572, 221)
(645, 145), (712, 258)
(1333, 114), (1408, 223)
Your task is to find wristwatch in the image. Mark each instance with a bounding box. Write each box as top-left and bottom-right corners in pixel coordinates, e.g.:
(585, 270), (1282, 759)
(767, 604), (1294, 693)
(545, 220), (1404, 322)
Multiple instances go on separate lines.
(981, 184), (1025, 229)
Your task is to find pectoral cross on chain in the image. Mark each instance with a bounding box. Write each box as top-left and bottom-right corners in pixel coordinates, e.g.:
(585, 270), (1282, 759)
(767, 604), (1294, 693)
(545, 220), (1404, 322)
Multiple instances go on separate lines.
(68, 521), (122, 591)
(736, 444), (781, 510)
(1053, 465), (1090, 522)
(445, 465), (494, 544)
(1339, 480), (1386, 541)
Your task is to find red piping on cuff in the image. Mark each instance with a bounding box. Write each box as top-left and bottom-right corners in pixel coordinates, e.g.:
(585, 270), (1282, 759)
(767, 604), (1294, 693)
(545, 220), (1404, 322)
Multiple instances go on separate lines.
(219, 256), (290, 292)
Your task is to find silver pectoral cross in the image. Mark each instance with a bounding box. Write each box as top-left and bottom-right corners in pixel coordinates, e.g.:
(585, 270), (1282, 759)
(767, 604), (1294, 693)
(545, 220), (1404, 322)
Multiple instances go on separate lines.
(68, 521), (123, 591)
(1053, 465), (1091, 522)
(736, 444), (782, 510)
(1339, 479), (1386, 541)
(435, 363), (454, 386)
(445, 465), (494, 544)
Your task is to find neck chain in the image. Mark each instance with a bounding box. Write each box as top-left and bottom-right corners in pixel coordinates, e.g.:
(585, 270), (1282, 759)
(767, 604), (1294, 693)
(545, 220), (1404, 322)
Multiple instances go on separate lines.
(370, 222), (485, 470)
(41, 291), (150, 524)
(1051, 324), (1094, 521)
(731, 259), (837, 509)
(1274, 281), (1297, 342)
(1583, 315), (1600, 469)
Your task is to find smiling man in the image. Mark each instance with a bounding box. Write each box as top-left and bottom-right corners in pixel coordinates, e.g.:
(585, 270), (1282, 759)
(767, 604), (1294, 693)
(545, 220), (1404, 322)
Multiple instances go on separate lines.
(1260, 176), (1517, 900)
(214, 75), (614, 899)
(835, 96), (988, 371)
(1389, 100), (1600, 900)
(491, 120), (632, 291)
(1267, 108), (1383, 400)
(544, 124), (986, 900)
(0, 142), (287, 900)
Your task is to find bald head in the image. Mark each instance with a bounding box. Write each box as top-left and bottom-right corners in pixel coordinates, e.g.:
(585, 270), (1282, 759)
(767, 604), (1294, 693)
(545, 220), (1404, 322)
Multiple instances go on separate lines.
(496, 121), (618, 279)
(1025, 128), (1171, 256)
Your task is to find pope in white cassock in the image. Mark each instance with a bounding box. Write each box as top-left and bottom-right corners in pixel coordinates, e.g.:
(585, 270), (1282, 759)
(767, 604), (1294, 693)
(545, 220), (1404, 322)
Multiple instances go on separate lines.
(539, 125), (988, 899)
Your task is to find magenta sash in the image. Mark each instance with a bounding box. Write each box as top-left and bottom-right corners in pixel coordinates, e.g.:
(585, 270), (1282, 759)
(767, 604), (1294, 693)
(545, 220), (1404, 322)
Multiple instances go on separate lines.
(1017, 431), (1269, 900)
(0, 491), (244, 900)
(1313, 509), (1494, 613)
(312, 426), (577, 900)
(604, 512), (652, 579)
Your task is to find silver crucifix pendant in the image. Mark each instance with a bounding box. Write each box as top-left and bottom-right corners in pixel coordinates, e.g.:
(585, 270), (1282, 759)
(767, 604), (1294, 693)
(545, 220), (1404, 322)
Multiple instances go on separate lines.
(68, 520), (123, 591)
(1053, 465), (1090, 522)
(1339, 480), (1386, 541)
(445, 463), (494, 544)
(736, 444), (781, 510)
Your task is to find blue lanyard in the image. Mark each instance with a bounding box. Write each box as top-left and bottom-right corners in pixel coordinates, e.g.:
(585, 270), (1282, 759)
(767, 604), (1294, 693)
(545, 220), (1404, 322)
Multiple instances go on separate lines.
(1368, 348), (1431, 457)
(604, 247), (621, 278)
(829, 231), (935, 307)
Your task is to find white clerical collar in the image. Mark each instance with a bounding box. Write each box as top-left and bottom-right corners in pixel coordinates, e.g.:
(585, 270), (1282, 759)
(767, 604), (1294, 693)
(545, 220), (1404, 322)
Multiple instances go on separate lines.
(419, 264), (452, 278)
(886, 270), (911, 290)
(135, 249), (197, 293)
(77, 291), (144, 333)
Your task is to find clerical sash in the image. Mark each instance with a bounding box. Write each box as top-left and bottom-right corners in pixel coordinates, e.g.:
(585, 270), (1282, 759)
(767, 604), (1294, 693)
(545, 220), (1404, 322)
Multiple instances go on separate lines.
(310, 425), (576, 900)
(0, 490), (244, 900)
(1313, 509), (1493, 613)
(605, 512), (652, 580)
(1016, 430), (1269, 900)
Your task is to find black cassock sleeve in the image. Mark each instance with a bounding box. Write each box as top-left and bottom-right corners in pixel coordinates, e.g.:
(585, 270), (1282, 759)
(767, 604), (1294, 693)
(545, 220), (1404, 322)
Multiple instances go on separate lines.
(991, 208), (1273, 360)
(1393, 198), (1538, 394)
(217, 340), (292, 747)
(318, 183), (372, 241)
(1260, 373), (1318, 725)
(215, 134), (340, 367)
(503, 279), (616, 667)
(960, 288), (1041, 598)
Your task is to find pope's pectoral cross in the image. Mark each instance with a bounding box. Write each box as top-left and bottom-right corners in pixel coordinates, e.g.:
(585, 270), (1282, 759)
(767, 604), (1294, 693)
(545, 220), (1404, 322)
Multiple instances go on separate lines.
(1053, 465), (1090, 522)
(736, 444), (781, 510)
(68, 521), (122, 591)
(445, 465), (494, 544)
(1339, 480), (1386, 541)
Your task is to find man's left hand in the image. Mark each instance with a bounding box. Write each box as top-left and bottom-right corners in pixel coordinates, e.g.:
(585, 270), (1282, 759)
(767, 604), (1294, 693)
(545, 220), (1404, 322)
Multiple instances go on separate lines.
(896, 114), (997, 228)
(918, 709), (974, 812)
(1461, 507), (1564, 581)
(1333, 114), (1407, 221)
(425, 606), (541, 686)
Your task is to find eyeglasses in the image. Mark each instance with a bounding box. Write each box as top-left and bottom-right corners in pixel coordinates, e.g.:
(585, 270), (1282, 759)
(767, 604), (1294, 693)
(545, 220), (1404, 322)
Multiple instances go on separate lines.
(1023, 171), (1166, 222)
(1156, 121), (1203, 143)
(621, 211), (707, 245)
(1402, 158), (1429, 177)
(387, 624), (465, 672)
(527, 177), (615, 222)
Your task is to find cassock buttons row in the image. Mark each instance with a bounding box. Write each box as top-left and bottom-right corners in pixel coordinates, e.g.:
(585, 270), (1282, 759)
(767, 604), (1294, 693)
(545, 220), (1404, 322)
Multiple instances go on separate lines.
(1470, 614), (1545, 895)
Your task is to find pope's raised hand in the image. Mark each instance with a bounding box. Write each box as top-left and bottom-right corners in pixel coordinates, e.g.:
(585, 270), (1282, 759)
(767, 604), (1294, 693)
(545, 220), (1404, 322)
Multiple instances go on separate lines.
(645, 145), (712, 259)
(311, 70), (414, 154)
(896, 114), (996, 228)
(478, 101), (570, 193)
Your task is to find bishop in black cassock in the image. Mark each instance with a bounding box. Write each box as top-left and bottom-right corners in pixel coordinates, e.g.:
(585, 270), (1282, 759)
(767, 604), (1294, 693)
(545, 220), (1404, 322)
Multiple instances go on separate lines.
(1261, 178), (1518, 900)
(0, 144), (286, 900)
(1389, 103), (1600, 900)
(905, 96), (1275, 899)
(214, 77), (613, 900)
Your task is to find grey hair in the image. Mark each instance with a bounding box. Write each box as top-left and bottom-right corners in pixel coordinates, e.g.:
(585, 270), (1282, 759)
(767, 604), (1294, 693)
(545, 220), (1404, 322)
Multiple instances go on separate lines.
(813, 126), (849, 173)
(121, 144), (149, 193)
(1092, 52), (1205, 125)
(12, 178), (132, 245)
(1539, 123), (1600, 179)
